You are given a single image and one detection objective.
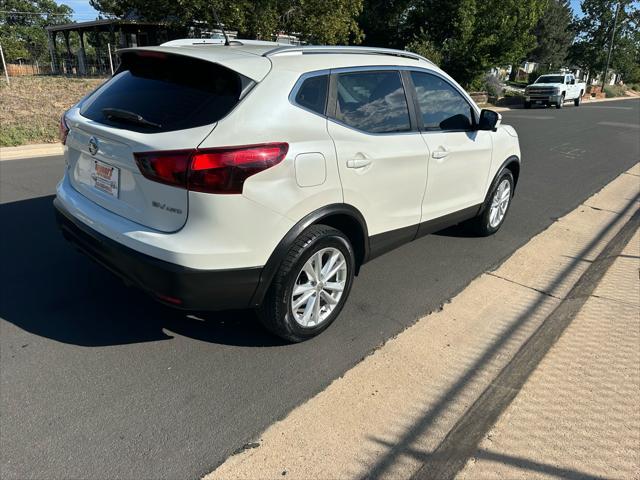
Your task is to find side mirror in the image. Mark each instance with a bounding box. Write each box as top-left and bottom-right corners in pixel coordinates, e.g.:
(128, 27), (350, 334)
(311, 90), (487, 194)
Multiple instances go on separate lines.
(478, 109), (501, 131)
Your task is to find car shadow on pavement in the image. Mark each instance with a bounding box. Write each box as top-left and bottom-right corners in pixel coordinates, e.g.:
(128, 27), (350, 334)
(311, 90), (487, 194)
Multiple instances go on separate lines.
(431, 221), (480, 238)
(0, 195), (286, 348)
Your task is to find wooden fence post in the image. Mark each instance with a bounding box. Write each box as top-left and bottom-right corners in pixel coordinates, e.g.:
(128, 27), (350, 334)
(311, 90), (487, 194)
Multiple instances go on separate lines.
(0, 44), (9, 85)
(107, 43), (114, 76)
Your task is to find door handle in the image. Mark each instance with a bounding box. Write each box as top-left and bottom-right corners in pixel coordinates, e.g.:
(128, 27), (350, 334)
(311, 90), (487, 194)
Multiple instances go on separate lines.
(346, 158), (372, 169)
(432, 149), (449, 159)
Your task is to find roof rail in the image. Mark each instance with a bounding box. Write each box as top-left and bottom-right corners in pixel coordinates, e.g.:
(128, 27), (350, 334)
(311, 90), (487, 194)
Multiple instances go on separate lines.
(263, 45), (434, 65)
(160, 38), (285, 47)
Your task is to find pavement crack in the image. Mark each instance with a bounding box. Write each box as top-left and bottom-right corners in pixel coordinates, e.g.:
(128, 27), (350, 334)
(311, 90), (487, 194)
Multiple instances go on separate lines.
(588, 293), (639, 307)
(583, 204), (626, 215)
(486, 272), (561, 299)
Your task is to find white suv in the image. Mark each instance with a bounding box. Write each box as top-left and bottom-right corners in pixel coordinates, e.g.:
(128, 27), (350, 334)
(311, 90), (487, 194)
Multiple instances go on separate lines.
(55, 41), (521, 342)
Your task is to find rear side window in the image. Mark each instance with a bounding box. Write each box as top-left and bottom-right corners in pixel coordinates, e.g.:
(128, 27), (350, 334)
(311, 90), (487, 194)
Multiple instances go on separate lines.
(294, 74), (328, 115)
(333, 71), (411, 134)
(80, 52), (246, 133)
(410, 72), (474, 131)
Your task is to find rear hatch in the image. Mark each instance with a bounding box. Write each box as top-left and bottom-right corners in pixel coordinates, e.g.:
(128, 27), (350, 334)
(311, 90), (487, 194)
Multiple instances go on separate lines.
(65, 49), (260, 232)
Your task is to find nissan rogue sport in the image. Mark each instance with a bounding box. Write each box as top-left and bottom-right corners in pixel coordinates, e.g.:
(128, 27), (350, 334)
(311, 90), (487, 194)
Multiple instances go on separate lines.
(54, 40), (521, 342)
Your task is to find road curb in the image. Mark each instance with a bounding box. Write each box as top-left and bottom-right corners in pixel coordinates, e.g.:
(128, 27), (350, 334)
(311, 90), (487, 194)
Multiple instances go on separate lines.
(487, 95), (640, 112)
(0, 143), (63, 161)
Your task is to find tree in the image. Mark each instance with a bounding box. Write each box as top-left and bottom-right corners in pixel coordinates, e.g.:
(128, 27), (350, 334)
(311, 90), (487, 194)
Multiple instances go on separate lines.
(359, 0), (413, 49)
(530, 0), (574, 70)
(89, 0), (364, 44)
(569, 0), (640, 82)
(0, 0), (72, 63)
(284, 0), (364, 44)
(403, 0), (546, 87)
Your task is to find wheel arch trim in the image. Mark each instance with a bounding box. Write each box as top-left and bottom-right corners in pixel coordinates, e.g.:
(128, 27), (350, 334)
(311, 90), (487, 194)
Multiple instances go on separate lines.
(250, 204), (369, 306)
(479, 155), (521, 215)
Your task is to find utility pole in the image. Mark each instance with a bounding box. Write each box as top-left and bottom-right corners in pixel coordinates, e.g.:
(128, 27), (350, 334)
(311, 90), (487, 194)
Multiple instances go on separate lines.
(601, 1), (621, 92)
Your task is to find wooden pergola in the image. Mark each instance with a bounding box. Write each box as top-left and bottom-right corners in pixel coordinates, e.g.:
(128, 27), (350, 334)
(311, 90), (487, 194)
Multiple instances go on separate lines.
(45, 19), (187, 76)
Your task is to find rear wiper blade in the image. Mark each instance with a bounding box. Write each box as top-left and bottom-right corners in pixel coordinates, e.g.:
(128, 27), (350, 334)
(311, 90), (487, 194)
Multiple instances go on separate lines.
(102, 108), (162, 129)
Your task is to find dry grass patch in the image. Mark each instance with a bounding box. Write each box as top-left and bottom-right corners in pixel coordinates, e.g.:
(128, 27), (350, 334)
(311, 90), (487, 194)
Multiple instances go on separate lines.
(0, 76), (105, 147)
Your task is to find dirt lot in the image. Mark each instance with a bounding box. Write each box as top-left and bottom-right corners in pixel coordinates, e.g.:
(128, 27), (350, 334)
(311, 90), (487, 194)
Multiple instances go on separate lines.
(0, 76), (105, 147)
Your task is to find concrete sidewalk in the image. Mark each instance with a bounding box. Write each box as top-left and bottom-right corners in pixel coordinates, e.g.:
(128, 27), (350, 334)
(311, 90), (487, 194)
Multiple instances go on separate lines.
(0, 143), (63, 161)
(206, 163), (639, 480)
(457, 225), (639, 480)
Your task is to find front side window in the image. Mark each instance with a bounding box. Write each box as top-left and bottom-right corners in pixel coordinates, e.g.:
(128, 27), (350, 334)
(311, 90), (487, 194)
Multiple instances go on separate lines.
(333, 71), (411, 134)
(410, 72), (474, 131)
(294, 74), (329, 115)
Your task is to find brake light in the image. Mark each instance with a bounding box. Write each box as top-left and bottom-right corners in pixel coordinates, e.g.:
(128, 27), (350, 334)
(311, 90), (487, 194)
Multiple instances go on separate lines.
(59, 114), (69, 145)
(134, 150), (191, 188)
(189, 143), (288, 194)
(133, 143), (288, 194)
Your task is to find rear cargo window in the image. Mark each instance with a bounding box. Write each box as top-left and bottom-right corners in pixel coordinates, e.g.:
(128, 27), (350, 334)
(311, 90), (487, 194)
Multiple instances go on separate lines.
(80, 52), (247, 133)
(294, 74), (328, 115)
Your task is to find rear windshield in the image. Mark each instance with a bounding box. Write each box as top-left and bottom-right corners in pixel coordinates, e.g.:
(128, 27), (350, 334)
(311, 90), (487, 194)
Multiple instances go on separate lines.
(80, 52), (247, 133)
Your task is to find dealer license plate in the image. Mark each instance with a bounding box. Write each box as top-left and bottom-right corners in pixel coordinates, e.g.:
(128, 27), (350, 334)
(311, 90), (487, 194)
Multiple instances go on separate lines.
(90, 159), (119, 198)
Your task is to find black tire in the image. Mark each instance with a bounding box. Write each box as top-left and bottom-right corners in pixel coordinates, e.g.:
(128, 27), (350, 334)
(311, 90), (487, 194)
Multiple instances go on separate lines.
(469, 169), (515, 236)
(556, 93), (565, 109)
(574, 92), (582, 106)
(257, 224), (355, 342)
(524, 101), (532, 109)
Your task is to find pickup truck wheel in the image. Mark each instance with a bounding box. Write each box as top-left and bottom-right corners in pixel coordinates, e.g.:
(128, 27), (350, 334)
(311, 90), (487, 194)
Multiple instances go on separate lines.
(257, 225), (355, 342)
(524, 101), (531, 109)
(574, 94), (582, 106)
(556, 93), (565, 109)
(470, 170), (514, 237)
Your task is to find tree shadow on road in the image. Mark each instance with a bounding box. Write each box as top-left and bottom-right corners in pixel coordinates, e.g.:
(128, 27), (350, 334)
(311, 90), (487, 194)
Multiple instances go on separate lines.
(0, 195), (286, 348)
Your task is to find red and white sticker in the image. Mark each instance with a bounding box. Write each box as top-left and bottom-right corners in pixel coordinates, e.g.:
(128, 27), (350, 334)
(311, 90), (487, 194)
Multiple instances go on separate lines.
(91, 160), (120, 198)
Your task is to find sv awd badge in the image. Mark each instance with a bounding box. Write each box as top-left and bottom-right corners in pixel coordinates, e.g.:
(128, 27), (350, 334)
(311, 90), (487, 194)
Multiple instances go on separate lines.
(152, 201), (183, 214)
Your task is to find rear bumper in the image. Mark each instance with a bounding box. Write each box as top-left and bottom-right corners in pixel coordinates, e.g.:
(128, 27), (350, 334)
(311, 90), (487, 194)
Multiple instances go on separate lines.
(54, 198), (262, 311)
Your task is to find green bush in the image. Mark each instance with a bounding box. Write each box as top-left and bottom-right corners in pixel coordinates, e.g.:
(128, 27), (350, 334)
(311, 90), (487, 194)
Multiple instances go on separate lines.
(604, 85), (628, 98)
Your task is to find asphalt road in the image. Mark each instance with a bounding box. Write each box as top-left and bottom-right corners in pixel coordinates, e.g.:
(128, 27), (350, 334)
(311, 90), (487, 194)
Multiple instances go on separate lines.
(2, 99), (639, 480)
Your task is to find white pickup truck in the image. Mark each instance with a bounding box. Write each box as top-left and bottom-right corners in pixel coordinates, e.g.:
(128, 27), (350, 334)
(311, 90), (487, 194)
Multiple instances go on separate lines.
(524, 73), (586, 109)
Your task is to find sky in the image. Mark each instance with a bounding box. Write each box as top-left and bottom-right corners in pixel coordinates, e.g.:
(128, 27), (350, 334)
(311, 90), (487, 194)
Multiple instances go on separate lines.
(55, 0), (100, 21)
(56, 0), (586, 22)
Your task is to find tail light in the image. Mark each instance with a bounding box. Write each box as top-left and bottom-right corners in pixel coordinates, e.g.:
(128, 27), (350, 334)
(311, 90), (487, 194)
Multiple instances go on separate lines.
(134, 150), (191, 188)
(59, 113), (69, 145)
(189, 143), (288, 194)
(134, 143), (288, 194)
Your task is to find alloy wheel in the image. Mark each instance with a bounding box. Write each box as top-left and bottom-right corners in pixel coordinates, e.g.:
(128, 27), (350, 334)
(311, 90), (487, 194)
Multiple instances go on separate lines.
(290, 247), (348, 327)
(489, 179), (511, 228)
